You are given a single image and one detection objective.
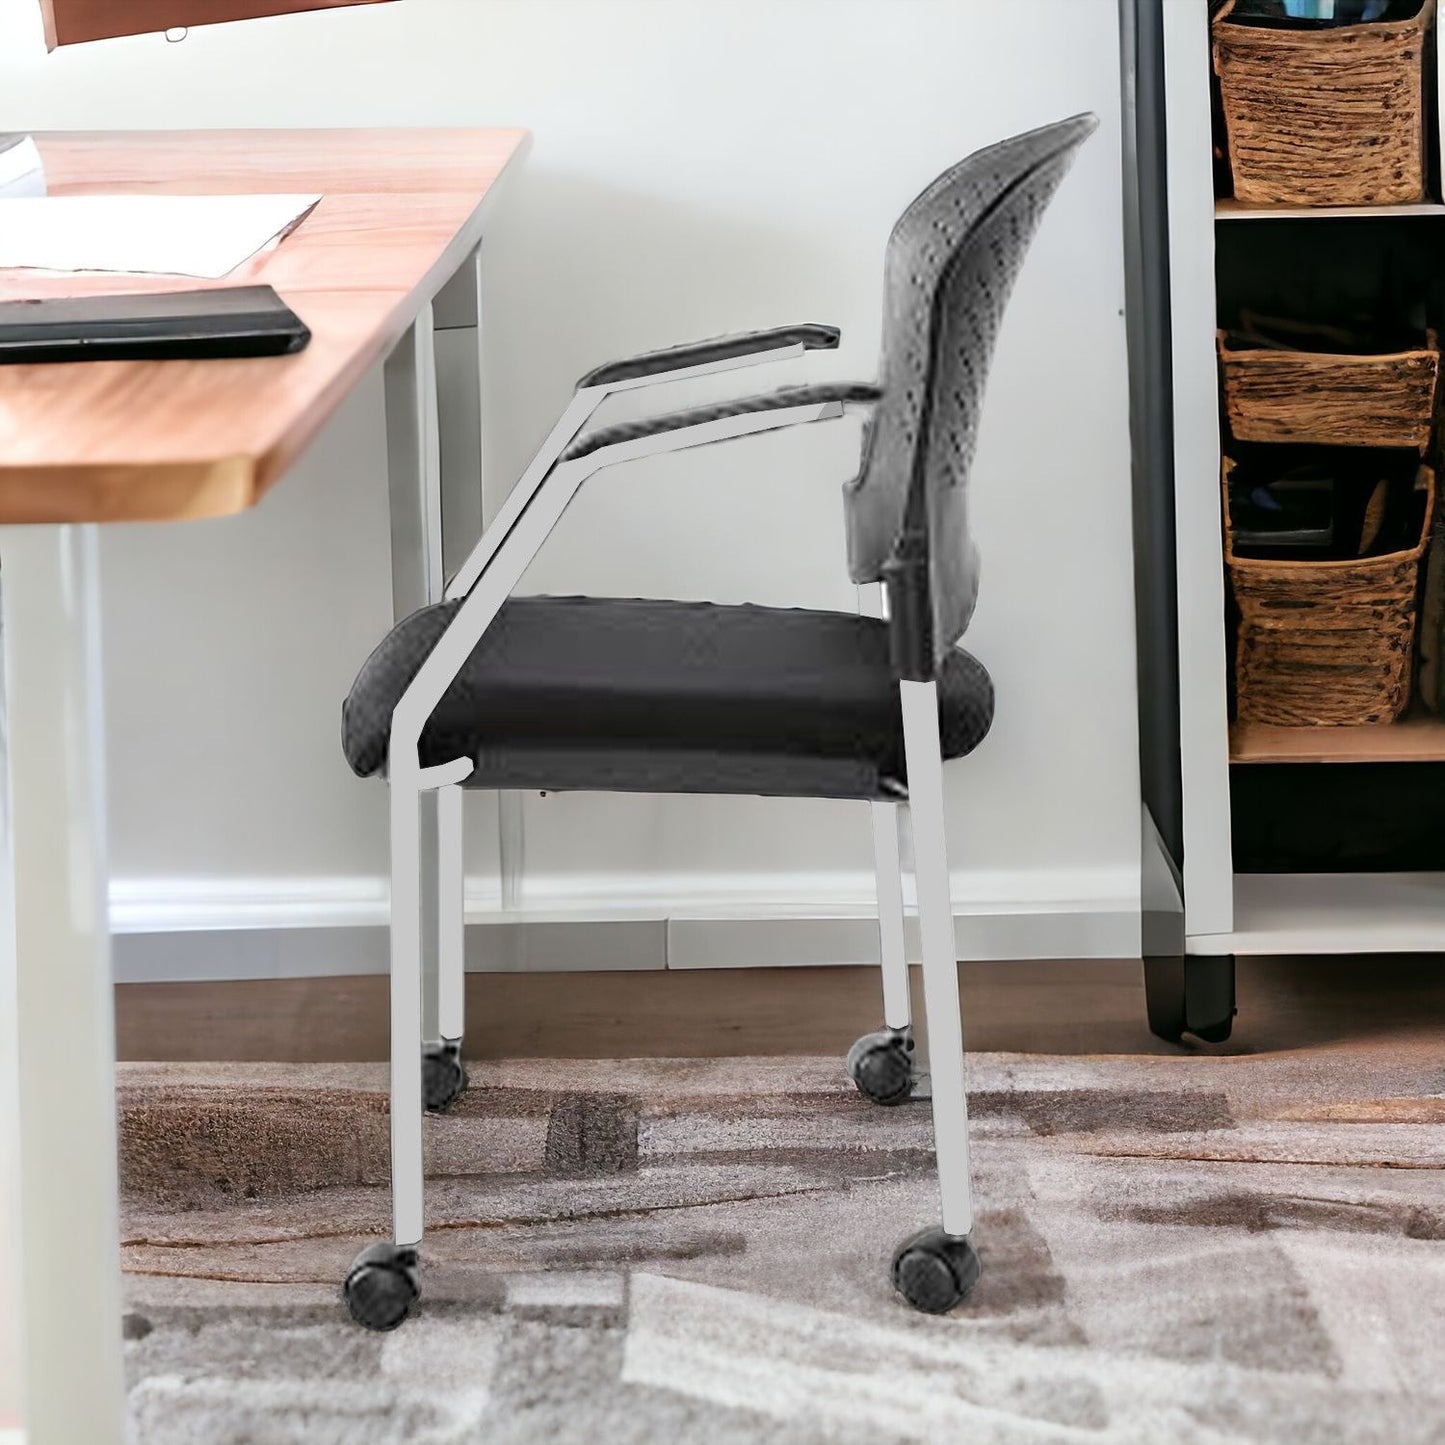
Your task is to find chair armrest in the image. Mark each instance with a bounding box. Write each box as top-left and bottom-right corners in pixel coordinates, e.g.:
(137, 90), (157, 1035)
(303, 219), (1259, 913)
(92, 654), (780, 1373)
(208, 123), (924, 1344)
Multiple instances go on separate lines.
(577, 325), (841, 388)
(442, 325), (840, 601)
(393, 384), (877, 772)
(562, 382), (881, 460)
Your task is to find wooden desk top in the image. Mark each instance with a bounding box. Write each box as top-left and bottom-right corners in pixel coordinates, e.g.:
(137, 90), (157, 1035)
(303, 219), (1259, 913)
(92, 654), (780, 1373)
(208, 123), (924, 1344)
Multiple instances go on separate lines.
(0, 128), (528, 524)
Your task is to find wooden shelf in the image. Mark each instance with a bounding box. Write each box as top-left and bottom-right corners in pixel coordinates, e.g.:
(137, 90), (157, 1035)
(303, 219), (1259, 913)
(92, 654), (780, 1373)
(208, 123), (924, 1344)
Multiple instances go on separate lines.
(1190, 872), (1445, 956)
(1215, 197), (1445, 221)
(1231, 713), (1445, 764)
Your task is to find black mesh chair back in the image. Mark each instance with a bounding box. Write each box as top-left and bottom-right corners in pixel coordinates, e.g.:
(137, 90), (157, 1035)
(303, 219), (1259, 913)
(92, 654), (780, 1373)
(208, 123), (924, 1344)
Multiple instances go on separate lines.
(843, 113), (1099, 675)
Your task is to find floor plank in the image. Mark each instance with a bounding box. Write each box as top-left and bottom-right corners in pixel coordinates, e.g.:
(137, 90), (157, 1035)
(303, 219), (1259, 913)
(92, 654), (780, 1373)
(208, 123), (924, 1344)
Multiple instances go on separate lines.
(114, 954), (1445, 1062)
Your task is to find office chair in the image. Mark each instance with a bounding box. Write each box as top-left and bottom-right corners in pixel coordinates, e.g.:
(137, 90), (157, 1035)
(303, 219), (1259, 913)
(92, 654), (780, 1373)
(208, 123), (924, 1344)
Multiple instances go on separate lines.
(339, 113), (1098, 1330)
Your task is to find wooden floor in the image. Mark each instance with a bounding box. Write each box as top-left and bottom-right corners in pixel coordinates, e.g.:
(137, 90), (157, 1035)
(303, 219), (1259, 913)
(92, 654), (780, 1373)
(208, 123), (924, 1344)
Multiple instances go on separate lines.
(114, 954), (1445, 1062)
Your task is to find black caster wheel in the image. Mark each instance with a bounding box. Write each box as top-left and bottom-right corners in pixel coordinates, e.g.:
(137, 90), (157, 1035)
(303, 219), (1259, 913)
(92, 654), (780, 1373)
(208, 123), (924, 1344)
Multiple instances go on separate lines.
(892, 1226), (981, 1314)
(1143, 955), (1236, 1044)
(423, 1042), (468, 1112)
(846, 1027), (915, 1106)
(343, 1242), (419, 1331)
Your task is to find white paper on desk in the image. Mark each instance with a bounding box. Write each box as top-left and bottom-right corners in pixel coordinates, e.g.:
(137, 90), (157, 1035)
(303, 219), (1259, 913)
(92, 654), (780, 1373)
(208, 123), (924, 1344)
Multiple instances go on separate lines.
(0, 193), (321, 279)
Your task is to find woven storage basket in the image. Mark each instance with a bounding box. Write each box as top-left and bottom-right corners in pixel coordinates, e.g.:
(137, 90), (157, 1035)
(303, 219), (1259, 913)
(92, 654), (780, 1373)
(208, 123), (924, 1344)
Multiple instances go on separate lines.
(1224, 458), (1436, 725)
(1212, 0), (1433, 207)
(1218, 329), (1440, 449)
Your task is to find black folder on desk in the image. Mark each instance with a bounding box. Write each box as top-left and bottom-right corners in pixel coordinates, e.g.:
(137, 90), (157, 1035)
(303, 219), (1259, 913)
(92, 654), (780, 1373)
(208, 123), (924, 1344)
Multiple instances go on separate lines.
(0, 285), (310, 363)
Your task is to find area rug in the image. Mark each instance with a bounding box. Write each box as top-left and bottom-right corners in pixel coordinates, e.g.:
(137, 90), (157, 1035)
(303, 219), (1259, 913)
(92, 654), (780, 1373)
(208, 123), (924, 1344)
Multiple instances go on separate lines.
(118, 1050), (1445, 1443)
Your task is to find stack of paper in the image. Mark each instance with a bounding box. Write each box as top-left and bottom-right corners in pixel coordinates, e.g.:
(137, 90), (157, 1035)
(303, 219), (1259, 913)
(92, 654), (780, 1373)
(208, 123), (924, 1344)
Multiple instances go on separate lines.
(0, 193), (320, 279)
(0, 135), (45, 199)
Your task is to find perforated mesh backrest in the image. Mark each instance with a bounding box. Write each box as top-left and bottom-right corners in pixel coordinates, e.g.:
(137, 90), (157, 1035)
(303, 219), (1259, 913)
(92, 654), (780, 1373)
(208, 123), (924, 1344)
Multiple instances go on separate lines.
(843, 114), (1099, 670)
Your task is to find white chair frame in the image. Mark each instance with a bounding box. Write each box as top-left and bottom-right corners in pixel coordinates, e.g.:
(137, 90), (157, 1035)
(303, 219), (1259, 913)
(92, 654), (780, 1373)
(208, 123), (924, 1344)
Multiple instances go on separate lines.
(377, 337), (974, 1281)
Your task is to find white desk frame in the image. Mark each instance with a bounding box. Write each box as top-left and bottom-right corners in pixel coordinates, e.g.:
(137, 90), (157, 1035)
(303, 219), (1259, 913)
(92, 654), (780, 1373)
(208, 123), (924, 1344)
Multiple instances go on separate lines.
(0, 238), (486, 1445)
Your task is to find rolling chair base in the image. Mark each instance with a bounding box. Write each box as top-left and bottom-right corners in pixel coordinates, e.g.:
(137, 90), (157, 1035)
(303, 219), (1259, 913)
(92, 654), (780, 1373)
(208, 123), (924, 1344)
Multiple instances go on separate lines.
(422, 1040), (468, 1113)
(342, 1226), (979, 1327)
(892, 1227), (981, 1314)
(344, 1242), (420, 1331)
(846, 1026), (916, 1105)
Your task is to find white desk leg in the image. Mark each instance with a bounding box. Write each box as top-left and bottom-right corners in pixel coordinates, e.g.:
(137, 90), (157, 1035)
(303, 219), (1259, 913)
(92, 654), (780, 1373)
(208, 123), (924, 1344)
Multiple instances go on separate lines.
(433, 246), (491, 1015)
(384, 306), (445, 1046)
(386, 255), (487, 1060)
(385, 301), (443, 620)
(0, 524), (125, 1445)
(433, 243), (486, 578)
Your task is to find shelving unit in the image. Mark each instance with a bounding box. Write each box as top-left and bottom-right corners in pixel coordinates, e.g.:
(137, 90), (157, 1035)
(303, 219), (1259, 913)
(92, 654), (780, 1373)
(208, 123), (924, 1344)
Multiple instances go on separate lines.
(1148, 0), (1445, 1034)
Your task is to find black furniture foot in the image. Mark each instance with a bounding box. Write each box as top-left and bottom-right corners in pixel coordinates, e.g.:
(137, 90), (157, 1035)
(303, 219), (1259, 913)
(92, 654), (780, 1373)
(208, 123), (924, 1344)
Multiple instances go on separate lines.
(1144, 954), (1236, 1043)
(892, 1226), (981, 1314)
(422, 1041), (468, 1112)
(846, 1026), (916, 1105)
(343, 1242), (419, 1331)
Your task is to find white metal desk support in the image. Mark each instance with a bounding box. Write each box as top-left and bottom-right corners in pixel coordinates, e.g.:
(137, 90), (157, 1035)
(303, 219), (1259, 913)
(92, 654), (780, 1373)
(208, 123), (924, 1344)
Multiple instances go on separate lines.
(1, 243), (491, 1445)
(1, 523), (124, 1445)
(385, 244), (484, 1054)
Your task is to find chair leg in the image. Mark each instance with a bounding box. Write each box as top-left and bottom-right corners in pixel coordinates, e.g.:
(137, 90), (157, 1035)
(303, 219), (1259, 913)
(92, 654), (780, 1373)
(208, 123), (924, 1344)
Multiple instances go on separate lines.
(344, 780), (424, 1331)
(436, 784), (466, 1043)
(420, 789), (441, 1047)
(846, 801), (916, 1105)
(890, 679), (981, 1315)
(873, 800), (912, 1031)
(423, 783), (469, 1111)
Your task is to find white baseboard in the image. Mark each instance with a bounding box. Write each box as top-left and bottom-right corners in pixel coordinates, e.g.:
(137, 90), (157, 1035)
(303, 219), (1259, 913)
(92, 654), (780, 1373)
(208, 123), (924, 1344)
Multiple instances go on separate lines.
(109, 868), (1141, 983)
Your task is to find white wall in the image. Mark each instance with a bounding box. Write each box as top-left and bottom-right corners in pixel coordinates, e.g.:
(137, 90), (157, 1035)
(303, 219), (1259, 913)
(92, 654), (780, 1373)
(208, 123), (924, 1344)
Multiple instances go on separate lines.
(0, 0), (1142, 971)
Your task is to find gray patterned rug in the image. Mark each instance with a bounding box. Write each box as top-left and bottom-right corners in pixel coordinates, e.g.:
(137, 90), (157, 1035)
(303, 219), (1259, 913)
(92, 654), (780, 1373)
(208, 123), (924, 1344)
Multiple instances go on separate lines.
(118, 1051), (1445, 1443)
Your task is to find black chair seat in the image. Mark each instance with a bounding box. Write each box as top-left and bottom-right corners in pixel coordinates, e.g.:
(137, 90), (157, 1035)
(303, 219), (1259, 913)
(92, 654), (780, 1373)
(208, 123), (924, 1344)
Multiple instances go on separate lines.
(342, 596), (993, 800)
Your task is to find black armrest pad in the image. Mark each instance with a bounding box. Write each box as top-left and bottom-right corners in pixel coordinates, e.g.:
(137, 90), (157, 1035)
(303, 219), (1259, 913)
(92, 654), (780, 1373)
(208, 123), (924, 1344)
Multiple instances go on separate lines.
(578, 324), (841, 388)
(562, 382), (880, 460)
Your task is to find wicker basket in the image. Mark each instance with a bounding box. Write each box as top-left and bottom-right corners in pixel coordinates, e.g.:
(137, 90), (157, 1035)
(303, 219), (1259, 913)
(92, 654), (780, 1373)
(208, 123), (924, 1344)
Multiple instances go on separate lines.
(1218, 329), (1440, 449)
(1224, 457), (1436, 725)
(1212, 0), (1433, 207)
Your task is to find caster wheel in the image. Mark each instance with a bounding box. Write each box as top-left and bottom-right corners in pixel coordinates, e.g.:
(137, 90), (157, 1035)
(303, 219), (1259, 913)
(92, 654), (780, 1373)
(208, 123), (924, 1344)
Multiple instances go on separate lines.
(892, 1227), (981, 1315)
(846, 1028), (915, 1106)
(343, 1243), (419, 1331)
(423, 1042), (468, 1112)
